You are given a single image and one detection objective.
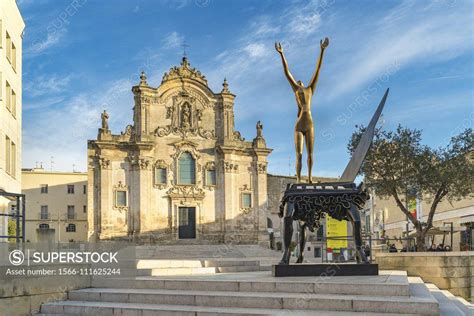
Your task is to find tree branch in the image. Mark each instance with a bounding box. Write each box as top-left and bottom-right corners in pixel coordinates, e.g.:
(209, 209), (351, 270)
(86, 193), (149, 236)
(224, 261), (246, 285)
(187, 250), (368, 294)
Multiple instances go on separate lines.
(391, 188), (418, 224)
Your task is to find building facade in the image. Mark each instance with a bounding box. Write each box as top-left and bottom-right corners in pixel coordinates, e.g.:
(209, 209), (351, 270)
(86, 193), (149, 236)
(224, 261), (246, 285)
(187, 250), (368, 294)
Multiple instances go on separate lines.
(0, 0), (24, 241)
(366, 193), (473, 251)
(22, 168), (88, 243)
(88, 57), (272, 244)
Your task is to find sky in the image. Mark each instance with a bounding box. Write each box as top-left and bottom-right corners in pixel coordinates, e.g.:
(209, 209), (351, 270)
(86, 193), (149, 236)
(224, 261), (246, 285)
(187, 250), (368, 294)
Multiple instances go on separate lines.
(18, 0), (474, 177)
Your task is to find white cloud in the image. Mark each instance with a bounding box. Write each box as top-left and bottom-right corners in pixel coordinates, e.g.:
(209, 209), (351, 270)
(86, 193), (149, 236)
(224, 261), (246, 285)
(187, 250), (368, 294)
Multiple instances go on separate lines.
(25, 74), (72, 97)
(26, 29), (67, 56)
(326, 1), (473, 99)
(243, 43), (267, 59)
(23, 79), (134, 171)
(162, 31), (184, 49)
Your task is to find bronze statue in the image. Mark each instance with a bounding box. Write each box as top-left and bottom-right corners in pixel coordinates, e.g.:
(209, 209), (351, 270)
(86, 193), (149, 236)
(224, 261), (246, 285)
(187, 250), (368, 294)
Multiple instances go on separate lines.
(101, 110), (109, 130)
(275, 38), (329, 183)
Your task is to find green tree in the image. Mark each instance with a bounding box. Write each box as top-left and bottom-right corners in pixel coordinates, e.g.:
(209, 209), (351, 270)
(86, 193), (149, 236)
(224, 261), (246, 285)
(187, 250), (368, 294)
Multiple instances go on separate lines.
(8, 219), (17, 243)
(349, 126), (473, 251)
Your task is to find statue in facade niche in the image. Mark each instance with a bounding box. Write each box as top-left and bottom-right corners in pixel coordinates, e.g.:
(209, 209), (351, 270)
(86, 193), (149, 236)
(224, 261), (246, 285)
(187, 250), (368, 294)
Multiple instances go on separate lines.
(181, 103), (191, 129)
(275, 38), (329, 183)
(101, 110), (109, 130)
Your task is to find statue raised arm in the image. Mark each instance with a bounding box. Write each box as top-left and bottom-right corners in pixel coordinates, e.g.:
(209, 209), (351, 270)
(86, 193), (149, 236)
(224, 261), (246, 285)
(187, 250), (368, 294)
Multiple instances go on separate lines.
(275, 42), (298, 92)
(308, 37), (329, 92)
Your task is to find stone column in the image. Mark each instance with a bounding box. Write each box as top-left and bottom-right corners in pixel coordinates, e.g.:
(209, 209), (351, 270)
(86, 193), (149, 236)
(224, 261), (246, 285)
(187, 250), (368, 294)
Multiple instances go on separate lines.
(223, 160), (238, 243)
(137, 158), (152, 235)
(98, 158), (112, 239)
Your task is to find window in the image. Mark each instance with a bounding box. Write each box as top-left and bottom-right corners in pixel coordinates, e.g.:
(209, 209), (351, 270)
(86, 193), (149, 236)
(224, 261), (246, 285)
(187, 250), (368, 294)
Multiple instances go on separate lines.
(242, 193), (252, 209)
(178, 152), (195, 184)
(6, 31), (11, 63)
(11, 89), (16, 117)
(116, 191), (127, 207)
(206, 169), (216, 186)
(40, 184), (48, 194)
(40, 205), (48, 220)
(5, 136), (10, 175)
(66, 224), (76, 233)
(39, 223), (50, 230)
(11, 141), (15, 177)
(67, 185), (74, 194)
(83, 185), (87, 194)
(11, 42), (16, 71)
(5, 81), (11, 111)
(155, 167), (167, 184)
(365, 214), (371, 233)
(67, 205), (75, 220)
(83, 205), (86, 213)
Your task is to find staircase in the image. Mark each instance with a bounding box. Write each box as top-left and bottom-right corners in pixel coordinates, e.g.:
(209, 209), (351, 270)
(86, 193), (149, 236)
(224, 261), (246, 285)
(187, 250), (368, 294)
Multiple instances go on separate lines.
(133, 258), (270, 276)
(37, 270), (440, 315)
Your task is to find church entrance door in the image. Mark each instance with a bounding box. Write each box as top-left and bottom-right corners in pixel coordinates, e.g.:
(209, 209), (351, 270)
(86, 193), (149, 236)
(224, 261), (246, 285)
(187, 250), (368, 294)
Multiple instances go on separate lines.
(178, 207), (196, 239)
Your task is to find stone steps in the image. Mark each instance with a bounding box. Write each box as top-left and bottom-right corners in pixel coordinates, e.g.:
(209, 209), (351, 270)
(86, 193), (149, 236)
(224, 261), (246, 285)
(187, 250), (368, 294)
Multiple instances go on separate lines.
(92, 271), (410, 297)
(37, 301), (419, 315)
(426, 282), (474, 315)
(61, 286), (437, 314)
(136, 265), (271, 276)
(135, 258), (262, 269)
(38, 271), (439, 315)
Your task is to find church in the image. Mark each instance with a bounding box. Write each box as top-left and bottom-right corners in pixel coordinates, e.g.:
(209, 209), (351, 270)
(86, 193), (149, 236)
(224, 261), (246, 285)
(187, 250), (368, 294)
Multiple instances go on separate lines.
(87, 57), (272, 244)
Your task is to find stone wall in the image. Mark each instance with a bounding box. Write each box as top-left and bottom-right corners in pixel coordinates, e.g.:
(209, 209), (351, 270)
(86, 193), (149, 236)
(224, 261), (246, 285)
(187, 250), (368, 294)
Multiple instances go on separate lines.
(376, 251), (473, 301)
(0, 263), (91, 315)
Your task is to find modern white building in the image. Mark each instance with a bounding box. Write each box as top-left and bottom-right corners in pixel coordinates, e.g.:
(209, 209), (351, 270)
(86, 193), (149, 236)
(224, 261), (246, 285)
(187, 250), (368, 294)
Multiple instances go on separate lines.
(0, 0), (25, 241)
(22, 168), (88, 243)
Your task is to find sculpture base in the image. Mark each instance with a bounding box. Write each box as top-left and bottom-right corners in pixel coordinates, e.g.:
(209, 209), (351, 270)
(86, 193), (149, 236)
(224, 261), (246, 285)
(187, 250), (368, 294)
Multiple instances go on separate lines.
(272, 263), (378, 277)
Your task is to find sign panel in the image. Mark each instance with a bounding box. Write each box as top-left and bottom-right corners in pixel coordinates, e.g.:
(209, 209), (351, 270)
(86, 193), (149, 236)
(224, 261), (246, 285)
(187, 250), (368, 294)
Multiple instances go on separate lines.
(326, 216), (348, 249)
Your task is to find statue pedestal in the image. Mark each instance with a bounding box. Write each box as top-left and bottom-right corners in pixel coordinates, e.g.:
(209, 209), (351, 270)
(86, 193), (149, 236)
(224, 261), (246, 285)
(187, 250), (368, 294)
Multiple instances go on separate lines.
(272, 263), (379, 277)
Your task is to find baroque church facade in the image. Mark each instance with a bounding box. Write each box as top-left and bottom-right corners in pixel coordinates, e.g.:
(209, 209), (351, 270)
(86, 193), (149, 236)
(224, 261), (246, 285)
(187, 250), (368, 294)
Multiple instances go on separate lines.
(87, 57), (272, 244)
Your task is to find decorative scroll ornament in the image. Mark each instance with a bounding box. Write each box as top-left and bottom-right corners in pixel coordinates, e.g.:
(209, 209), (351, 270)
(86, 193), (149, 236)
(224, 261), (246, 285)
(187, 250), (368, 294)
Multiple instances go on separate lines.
(127, 155), (151, 170)
(166, 186), (205, 200)
(233, 131), (245, 142)
(98, 157), (111, 170)
(256, 163), (267, 174)
(161, 57), (208, 86)
(223, 161), (239, 173)
(279, 185), (369, 232)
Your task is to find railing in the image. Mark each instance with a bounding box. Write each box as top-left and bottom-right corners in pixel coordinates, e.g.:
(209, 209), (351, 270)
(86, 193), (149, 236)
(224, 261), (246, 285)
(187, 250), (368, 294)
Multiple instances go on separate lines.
(0, 191), (26, 244)
(39, 212), (50, 220)
(67, 212), (76, 220)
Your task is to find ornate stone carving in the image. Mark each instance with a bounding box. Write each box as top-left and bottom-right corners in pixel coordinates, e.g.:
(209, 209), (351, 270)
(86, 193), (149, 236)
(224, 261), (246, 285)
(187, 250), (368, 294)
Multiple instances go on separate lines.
(139, 158), (151, 170)
(166, 186), (205, 200)
(154, 160), (168, 189)
(98, 157), (111, 170)
(256, 162), (267, 174)
(233, 131), (245, 141)
(154, 91), (216, 140)
(221, 78), (231, 93)
(113, 181), (128, 213)
(127, 155), (151, 170)
(121, 124), (135, 136)
(161, 57), (208, 86)
(223, 161), (239, 173)
(239, 184), (251, 191)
